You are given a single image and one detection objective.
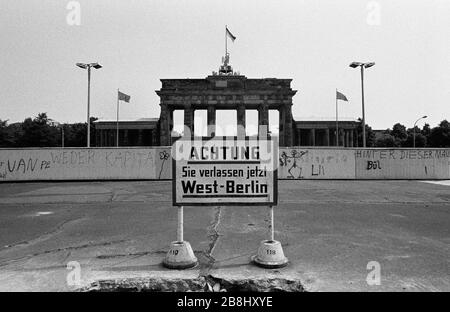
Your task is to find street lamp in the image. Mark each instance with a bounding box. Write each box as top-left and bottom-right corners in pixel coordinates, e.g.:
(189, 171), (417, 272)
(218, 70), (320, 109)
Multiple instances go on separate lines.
(349, 61), (375, 147)
(61, 125), (65, 148)
(76, 62), (102, 147)
(413, 115), (427, 148)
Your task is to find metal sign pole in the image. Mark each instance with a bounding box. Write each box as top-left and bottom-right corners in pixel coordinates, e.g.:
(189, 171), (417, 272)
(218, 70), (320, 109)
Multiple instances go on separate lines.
(178, 206), (184, 242)
(252, 204), (288, 268)
(270, 206), (274, 242)
(163, 204), (197, 269)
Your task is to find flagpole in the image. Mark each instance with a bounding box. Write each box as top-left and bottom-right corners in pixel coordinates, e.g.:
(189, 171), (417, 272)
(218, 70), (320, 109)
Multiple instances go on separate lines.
(116, 88), (119, 147)
(225, 25), (227, 57)
(336, 89), (339, 147)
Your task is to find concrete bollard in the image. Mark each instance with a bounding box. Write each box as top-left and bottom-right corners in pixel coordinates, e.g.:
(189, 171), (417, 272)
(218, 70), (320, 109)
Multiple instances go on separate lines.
(163, 241), (198, 269)
(163, 206), (197, 269)
(252, 239), (288, 269)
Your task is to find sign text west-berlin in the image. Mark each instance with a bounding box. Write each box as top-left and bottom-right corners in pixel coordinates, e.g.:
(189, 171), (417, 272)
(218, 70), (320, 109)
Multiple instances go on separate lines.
(172, 138), (277, 206)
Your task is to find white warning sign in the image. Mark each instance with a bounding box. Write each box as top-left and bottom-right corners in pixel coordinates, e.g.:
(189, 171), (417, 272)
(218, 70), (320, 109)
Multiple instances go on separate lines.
(172, 137), (278, 206)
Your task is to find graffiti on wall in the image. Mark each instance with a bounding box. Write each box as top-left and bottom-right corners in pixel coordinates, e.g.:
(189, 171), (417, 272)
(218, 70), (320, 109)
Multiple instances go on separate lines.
(278, 148), (354, 179)
(158, 149), (171, 179)
(366, 160), (382, 170)
(356, 149), (450, 160)
(0, 149), (163, 180)
(355, 149), (450, 179)
(1, 148), (449, 181)
(279, 150), (309, 178)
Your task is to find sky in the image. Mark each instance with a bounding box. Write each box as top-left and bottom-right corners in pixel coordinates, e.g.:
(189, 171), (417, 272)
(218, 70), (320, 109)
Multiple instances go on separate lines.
(0, 0), (449, 132)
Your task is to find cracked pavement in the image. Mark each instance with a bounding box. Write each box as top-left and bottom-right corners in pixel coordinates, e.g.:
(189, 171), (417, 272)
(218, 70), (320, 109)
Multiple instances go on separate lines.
(0, 180), (449, 291)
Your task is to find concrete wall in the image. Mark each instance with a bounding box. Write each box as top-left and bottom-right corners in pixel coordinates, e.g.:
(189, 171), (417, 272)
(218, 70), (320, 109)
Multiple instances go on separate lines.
(0, 148), (172, 181)
(355, 149), (450, 179)
(1, 147), (449, 181)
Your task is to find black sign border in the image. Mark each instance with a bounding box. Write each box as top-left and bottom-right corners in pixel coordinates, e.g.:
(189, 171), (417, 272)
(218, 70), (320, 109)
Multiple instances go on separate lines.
(172, 137), (278, 206)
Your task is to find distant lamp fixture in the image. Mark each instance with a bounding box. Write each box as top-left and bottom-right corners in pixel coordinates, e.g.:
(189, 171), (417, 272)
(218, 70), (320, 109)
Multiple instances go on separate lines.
(76, 63), (88, 69)
(349, 61), (375, 147)
(349, 62), (375, 69)
(77, 62), (102, 69)
(413, 115), (428, 148)
(76, 62), (103, 147)
(349, 62), (362, 68)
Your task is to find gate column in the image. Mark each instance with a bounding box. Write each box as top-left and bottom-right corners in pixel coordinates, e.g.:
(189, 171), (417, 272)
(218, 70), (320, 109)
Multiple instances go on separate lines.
(207, 105), (216, 137)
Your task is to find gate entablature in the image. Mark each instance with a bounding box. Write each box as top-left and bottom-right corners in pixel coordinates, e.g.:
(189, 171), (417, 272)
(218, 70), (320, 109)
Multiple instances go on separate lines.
(156, 75), (297, 146)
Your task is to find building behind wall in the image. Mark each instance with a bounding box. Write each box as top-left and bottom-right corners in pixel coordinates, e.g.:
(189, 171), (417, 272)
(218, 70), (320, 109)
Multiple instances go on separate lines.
(294, 119), (359, 147)
(94, 112), (360, 148)
(94, 118), (159, 147)
(94, 68), (360, 147)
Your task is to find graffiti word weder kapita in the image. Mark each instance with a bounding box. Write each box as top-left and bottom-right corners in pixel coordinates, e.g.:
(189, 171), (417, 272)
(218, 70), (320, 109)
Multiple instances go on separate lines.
(173, 139), (277, 206)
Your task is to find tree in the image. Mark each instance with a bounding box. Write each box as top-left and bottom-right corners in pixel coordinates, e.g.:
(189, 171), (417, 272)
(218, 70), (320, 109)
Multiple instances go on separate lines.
(356, 118), (375, 147)
(4, 122), (22, 147)
(428, 120), (450, 147)
(374, 133), (396, 147)
(65, 123), (86, 147)
(403, 130), (427, 147)
(421, 123), (431, 138)
(391, 123), (407, 139)
(386, 123), (407, 147)
(0, 119), (10, 147)
(0, 114), (100, 148)
(16, 113), (59, 147)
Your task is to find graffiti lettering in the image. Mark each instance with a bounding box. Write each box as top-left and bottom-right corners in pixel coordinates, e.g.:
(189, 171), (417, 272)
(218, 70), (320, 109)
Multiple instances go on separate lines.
(6, 158), (40, 174)
(51, 151), (95, 166)
(356, 150), (396, 160)
(367, 160), (382, 170)
(0, 158), (51, 177)
(435, 150), (450, 158)
(311, 164), (325, 176)
(105, 151), (153, 168)
(357, 149), (450, 160)
(40, 160), (51, 170)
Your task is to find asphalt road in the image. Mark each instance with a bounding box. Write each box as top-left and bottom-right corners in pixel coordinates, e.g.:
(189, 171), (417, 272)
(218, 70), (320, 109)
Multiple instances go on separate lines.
(0, 180), (448, 291)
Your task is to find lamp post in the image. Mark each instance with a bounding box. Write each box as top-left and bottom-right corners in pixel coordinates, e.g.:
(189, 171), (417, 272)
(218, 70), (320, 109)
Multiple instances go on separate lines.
(76, 62), (102, 147)
(349, 61), (375, 147)
(52, 121), (65, 148)
(61, 125), (65, 148)
(413, 115), (427, 148)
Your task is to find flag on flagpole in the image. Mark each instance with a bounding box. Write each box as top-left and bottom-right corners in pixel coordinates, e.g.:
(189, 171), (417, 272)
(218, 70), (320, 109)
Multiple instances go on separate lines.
(118, 90), (131, 103)
(226, 27), (236, 42)
(336, 90), (348, 101)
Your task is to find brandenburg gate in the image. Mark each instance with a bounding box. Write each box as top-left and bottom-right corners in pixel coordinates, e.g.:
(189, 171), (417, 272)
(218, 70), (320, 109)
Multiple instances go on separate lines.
(95, 56), (359, 148)
(156, 56), (297, 147)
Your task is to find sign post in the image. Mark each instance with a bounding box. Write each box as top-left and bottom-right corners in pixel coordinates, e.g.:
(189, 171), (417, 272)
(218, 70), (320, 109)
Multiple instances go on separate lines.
(251, 204), (288, 268)
(162, 203), (198, 269)
(270, 206), (274, 241)
(178, 206), (183, 242)
(163, 136), (287, 269)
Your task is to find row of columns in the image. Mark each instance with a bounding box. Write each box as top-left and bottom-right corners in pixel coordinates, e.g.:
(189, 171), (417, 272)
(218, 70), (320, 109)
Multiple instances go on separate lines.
(297, 128), (357, 147)
(159, 103), (294, 146)
(96, 129), (144, 147)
